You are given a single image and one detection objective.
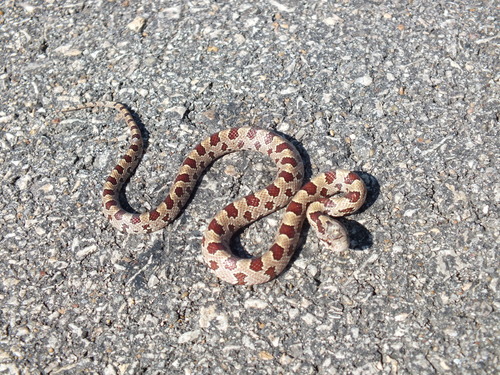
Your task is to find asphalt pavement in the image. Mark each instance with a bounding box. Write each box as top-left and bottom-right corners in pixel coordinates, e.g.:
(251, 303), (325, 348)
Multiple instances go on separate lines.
(0, 1), (498, 374)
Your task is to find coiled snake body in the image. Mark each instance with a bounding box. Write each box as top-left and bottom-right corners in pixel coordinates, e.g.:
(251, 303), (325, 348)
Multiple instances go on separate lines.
(63, 102), (366, 285)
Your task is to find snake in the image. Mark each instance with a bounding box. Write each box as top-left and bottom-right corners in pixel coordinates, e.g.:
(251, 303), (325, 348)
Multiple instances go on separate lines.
(62, 101), (367, 285)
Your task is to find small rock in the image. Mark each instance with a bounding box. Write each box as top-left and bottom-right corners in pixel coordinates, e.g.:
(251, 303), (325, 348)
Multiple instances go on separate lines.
(127, 16), (147, 33)
(216, 314), (229, 332)
(35, 227), (46, 236)
(166, 106), (187, 117)
(54, 44), (82, 56)
(76, 245), (97, 259)
(323, 15), (343, 26)
(245, 17), (259, 28)
(268, 0), (295, 13)
(305, 264), (318, 278)
(39, 183), (54, 193)
(244, 299), (268, 309)
(0, 115), (14, 124)
(224, 165), (239, 177)
(279, 354), (294, 365)
(301, 312), (320, 325)
(355, 75), (373, 86)
(403, 209), (418, 217)
(162, 6), (181, 20)
(199, 305), (217, 328)
(103, 364), (117, 375)
(234, 34), (246, 45)
(4, 132), (16, 145)
(394, 313), (409, 321)
(201, 110), (217, 121)
(147, 274), (160, 288)
(16, 326), (30, 336)
(178, 330), (200, 344)
(258, 351), (274, 360)
(19, 2), (36, 13)
(16, 174), (31, 190)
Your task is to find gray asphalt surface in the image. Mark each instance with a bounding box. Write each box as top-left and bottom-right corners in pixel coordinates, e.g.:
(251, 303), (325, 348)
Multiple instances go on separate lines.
(0, 1), (498, 374)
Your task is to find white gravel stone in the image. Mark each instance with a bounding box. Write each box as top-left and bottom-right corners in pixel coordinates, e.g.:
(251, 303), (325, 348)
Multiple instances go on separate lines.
(127, 16), (147, 33)
(355, 75), (373, 86)
(323, 15), (343, 26)
(177, 330), (201, 344)
(244, 299), (268, 309)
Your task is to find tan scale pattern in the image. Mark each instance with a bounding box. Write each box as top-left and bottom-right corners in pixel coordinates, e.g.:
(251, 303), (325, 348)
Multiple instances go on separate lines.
(62, 102), (367, 285)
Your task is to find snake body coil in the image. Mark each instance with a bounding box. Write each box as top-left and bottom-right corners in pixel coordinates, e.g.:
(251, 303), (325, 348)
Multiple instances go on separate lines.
(63, 102), (366, 285)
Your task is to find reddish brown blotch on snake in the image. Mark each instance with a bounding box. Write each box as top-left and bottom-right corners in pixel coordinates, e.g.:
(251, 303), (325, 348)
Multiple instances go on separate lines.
(61, 101), (367, 285)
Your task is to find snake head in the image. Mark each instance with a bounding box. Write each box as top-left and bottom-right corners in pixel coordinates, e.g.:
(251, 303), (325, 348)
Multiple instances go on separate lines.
(307, 203), (350, 252)
(316, 217), (350, 252)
